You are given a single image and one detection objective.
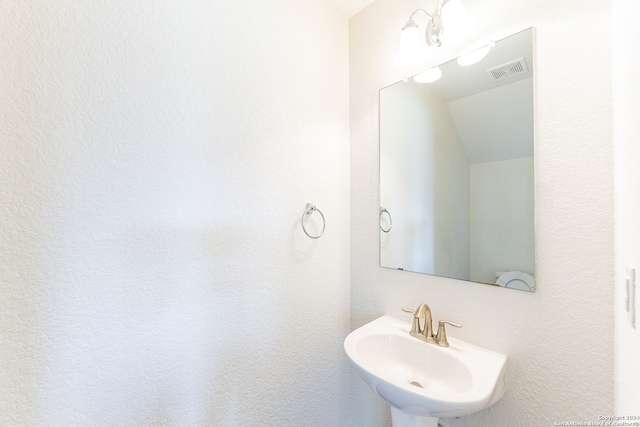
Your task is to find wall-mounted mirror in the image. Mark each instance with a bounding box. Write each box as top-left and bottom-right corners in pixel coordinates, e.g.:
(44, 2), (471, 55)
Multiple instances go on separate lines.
(379, 28), (535, 292)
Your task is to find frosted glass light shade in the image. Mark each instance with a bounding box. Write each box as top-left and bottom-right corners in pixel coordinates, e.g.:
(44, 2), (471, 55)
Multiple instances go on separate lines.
(414, 66), (442, 83)
(441, 0), (469, 23)
(456, 44), (491, 66)
(394, 20), (427, 67)
(439, 0), (477, 44)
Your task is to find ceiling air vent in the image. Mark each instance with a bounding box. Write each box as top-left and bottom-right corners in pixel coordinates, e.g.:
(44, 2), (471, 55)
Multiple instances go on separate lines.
(486, 58), (529, 81)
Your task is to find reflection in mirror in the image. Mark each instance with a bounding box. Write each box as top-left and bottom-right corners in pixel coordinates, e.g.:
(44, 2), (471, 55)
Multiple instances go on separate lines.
(379, 28), (535, 292)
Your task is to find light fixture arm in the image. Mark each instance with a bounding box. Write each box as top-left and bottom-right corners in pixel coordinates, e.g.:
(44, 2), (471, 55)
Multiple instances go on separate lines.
(394, 0), (476, 67)
(426, 13), (444, 46)
(409, 0), (453, 19)
(437, 0), (453, 15)
(405, 1), (448, 48)
(408, 8), (433, 21)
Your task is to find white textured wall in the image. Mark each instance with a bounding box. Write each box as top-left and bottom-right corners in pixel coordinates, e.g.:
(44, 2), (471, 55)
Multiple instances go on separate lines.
(0, 1), (350, 426)
(613, 0), (640, 412)
(350, 0), (614, 425)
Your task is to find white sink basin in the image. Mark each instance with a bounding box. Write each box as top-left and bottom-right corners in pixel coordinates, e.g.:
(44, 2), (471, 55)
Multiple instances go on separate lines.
(344, 315), (507, 418)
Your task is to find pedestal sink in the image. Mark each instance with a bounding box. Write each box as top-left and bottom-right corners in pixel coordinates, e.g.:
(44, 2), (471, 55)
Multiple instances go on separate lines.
(344, 315), (507, 427)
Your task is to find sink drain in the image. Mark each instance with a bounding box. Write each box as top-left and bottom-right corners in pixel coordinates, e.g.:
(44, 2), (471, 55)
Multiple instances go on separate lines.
(409, 381), (423, 388)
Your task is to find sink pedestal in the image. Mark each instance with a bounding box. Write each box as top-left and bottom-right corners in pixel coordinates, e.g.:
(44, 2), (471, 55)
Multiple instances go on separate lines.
(391, 407), (439, 427)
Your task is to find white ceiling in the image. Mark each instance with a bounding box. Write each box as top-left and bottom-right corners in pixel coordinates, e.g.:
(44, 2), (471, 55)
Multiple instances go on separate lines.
(324, 0), (375, 18)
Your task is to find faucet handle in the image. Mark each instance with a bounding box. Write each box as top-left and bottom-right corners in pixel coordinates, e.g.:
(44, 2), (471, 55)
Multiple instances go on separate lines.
(435, 320), (462, 347)
(401, 307), (422, 335)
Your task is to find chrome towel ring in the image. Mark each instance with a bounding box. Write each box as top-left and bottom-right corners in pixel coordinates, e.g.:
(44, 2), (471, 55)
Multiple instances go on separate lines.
(302, 203), (325, 239)
(380, 207), (392, 233)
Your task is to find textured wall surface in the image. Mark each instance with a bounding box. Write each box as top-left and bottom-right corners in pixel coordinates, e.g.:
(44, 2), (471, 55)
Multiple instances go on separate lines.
(349, 0), (614, 425)
(0, 1), (351, 426)
(613, 0), (640, 412)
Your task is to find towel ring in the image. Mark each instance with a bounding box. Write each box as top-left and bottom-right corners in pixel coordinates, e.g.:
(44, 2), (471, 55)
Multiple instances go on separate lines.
(302, 203), (325, 239)
(380, 207), (392, 233)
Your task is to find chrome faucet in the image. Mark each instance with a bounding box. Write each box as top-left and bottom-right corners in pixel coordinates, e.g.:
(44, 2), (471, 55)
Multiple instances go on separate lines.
(402, 304), (461, 347)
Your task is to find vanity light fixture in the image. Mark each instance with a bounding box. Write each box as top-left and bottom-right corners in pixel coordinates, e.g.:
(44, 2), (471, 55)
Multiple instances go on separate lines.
(393, 0), (477, 67)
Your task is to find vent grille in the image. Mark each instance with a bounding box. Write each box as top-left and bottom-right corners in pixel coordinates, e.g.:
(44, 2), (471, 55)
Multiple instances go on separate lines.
(486, 58), (529, 81)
